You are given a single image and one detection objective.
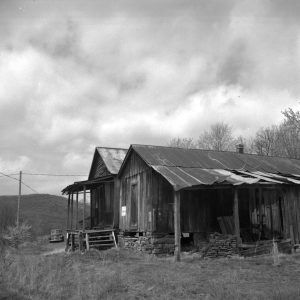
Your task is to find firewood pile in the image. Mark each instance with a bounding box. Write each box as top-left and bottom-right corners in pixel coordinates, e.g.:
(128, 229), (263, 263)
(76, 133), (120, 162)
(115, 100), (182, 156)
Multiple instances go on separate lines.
(203, 233), (238, 258)
(118, 234), (175, 255)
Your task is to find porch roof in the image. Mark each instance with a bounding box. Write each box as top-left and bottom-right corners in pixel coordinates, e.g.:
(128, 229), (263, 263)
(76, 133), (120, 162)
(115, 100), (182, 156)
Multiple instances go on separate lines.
(62, 175), (114, 194)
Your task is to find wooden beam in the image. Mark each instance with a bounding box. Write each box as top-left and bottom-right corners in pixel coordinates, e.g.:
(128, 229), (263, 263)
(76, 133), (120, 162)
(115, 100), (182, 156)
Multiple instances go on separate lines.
(233, 188), (241, 245)
(70, 193), (74, 230)
(174, 190), (181, 262)
(76, 192), (79, 230)
(258, 187), (263, 239)
(83, 185), (86, 231)
(66, 193), (70, 230)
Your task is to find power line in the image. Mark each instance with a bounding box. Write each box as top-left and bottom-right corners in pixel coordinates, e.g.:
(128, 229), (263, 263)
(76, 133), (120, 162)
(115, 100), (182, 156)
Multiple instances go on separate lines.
(22, 173), (87, 177)
(0, 173), (19, 178)
(0, 172), (39, 194)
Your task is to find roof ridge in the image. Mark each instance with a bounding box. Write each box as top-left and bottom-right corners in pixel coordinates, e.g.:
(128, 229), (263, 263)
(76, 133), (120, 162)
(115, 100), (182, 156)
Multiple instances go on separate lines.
(131, 144), (300, 161)
(96, 146), (127, 151)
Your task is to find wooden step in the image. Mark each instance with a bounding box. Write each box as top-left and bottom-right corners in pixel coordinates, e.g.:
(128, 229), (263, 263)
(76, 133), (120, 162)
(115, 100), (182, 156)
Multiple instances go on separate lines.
(89, 243), (115, 247)
(89, 236), (113, 241)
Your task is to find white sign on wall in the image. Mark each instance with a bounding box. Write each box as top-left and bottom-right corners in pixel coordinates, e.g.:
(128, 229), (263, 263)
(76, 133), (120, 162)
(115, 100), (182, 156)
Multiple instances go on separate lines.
(121, 206), (126, 216)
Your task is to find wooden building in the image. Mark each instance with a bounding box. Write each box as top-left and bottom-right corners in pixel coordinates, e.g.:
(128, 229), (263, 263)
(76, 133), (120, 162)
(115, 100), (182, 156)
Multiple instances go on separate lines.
(118, 144), (300, 260)
(62, 147), (127, 250)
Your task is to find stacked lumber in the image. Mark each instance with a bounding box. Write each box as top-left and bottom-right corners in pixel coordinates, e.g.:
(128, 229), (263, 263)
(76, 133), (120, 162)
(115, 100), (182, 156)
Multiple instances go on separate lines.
(204, 233), (238, 258)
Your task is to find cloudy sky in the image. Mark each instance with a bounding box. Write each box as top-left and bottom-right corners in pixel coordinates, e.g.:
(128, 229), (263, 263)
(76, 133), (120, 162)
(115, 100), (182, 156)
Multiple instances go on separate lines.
(1, 0), (300, 195)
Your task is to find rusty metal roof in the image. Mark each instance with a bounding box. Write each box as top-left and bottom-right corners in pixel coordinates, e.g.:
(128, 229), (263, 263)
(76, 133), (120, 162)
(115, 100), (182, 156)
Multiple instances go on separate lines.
(96, 147), (127, 175)
(131, 145), (300, 190)
(63, 147), (127, 194)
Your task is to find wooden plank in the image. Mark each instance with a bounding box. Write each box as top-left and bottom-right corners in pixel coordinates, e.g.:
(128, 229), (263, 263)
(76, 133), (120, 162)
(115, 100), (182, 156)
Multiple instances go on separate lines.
(85, 233), (89, 250)
(233, 188), (241, 245)
(217, 217), (227, 234)
(83, 185), (86, 231)
(112, 231), (118, 248)
(174, 190), (181, 262)
(296, 188), (300, 243)
(258, 187), (263, 239)
(76, 192), (79, 230)
(292, 189), (299, 243)
(70, 193), (74, 230)
(113, 178), (120, 229)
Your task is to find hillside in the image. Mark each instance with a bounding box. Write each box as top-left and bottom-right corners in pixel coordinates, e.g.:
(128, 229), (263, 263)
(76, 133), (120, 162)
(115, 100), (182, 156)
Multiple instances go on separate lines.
(0, 194), (89, 237)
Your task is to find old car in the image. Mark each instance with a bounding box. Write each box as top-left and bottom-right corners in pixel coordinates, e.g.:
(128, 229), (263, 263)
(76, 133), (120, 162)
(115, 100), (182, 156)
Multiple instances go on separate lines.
(49, 229), (64, 243)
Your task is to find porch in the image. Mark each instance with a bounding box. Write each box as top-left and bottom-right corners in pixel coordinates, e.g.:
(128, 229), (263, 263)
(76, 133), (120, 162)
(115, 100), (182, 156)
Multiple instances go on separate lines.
(62, 176), (118, 251)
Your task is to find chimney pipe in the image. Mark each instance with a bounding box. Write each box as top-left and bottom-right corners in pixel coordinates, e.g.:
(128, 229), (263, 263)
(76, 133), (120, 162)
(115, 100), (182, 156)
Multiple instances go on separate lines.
(236, 144), (244, 154)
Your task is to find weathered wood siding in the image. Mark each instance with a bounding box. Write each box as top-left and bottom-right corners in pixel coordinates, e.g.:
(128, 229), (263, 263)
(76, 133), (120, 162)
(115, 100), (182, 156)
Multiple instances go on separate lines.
(119, 151), (153, 232)
(89, 151), (111, 180)
(90, 181), (115, 228)
(180, 189), (233, 233)
(152, 173), (174, 232)
(281, 187), (300, 244)
(246, 186), (300, 243)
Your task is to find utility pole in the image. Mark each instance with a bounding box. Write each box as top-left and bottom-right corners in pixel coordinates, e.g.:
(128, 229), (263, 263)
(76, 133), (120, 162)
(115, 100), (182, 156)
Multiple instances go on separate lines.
(16, 170), (22, 228)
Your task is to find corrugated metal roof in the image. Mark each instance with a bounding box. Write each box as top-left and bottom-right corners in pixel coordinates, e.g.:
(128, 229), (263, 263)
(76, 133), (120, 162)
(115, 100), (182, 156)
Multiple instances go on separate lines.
(96, 147), (127, 175)
(131, 145), (300, 190)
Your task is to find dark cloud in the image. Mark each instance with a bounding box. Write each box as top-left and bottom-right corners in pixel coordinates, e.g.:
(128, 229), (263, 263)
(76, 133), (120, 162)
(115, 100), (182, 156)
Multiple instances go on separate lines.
(1, 0), (300, 194)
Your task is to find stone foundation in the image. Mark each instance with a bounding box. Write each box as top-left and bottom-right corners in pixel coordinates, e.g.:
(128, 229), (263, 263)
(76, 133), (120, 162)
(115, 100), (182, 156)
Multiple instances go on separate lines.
(203, 233), (238, 258)
(118, 233), (175, 255)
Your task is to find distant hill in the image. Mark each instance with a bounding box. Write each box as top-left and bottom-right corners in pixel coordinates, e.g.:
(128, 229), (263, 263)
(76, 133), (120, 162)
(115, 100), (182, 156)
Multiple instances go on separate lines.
(0, 194), (89, 237)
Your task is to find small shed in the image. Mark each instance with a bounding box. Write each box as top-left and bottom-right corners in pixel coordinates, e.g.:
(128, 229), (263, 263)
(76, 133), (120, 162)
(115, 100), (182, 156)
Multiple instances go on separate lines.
(118, 144), (300, 259)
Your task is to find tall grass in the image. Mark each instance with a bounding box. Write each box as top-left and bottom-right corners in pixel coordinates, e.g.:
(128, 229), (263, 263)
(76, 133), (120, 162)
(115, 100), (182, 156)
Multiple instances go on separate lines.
(1, 244), (300, 300)
(0, 249), (128, 300)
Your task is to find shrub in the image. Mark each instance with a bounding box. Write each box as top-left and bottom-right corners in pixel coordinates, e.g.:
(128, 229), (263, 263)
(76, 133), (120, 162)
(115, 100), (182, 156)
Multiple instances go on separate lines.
(3, 222), (32, 248)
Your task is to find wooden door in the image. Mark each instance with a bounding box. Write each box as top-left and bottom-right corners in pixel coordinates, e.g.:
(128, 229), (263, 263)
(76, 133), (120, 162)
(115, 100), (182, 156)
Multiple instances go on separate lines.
(130, 183), (138, 229)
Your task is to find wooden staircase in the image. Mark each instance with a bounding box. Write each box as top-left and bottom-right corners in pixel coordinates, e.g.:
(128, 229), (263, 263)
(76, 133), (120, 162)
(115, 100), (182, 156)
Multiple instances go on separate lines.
(85, 229), (117, 250)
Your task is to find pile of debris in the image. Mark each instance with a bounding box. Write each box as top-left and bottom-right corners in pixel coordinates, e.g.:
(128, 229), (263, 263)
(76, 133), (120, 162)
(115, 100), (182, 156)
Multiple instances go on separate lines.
(240, 239), (293, 257)
(203, 232), (238, 258)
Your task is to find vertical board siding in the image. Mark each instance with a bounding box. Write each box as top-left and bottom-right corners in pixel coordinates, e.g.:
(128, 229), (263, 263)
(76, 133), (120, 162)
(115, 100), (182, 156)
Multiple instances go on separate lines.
(89, 152), (111, 179)
(281, 187), (300, 243)
(113, 178), (120, 229)
(119, 151), (152, 232)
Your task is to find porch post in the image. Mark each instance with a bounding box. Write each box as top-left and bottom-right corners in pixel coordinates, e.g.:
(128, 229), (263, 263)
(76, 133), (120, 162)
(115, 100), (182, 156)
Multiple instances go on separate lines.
(70, 192), (74, 230)
(66, 193), (71, 251)
(174, 190), (181, 262)
(83, 185), (86, 231)
(67, 193), (70, 230)
(233, 188), (241, 245)
(76, 192), (79, 230)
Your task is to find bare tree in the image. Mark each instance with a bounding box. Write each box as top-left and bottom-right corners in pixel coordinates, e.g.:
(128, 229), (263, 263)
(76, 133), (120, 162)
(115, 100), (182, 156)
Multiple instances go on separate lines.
(254, 126), (279, 156)
(167, 137), (196, 149)
(197, 122), (234, 151)
(277, 108), (300, 158)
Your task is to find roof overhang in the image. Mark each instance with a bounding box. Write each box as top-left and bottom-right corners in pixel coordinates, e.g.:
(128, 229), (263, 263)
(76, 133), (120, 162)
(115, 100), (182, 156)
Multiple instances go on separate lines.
(151, 165), (300, 191)
(62, 175), (114, 194)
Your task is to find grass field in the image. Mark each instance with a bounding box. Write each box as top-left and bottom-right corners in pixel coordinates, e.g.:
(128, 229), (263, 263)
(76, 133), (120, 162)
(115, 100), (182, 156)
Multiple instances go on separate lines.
(1, 240), (300, 300)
